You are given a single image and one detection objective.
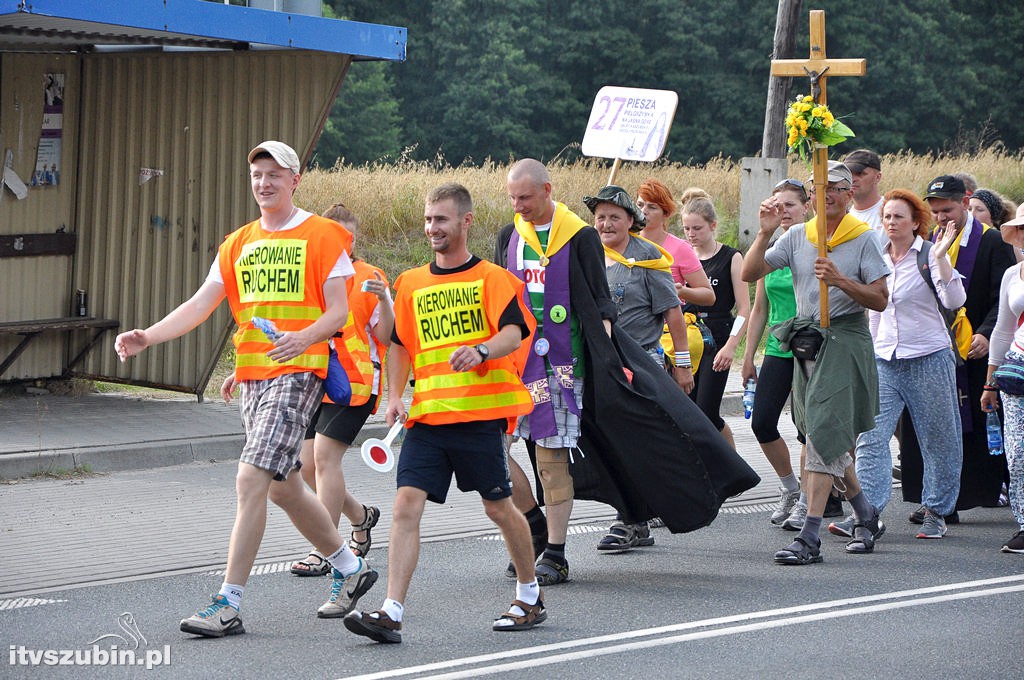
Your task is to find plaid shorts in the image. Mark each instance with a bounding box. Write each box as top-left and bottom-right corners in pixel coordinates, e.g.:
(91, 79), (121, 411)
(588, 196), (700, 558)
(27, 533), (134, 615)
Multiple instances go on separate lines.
(239, 372), (324, 480)
(514, 378), (585, 449)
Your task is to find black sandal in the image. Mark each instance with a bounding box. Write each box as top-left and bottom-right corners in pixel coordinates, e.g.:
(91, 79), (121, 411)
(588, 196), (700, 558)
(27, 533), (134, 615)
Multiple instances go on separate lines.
(597, 523), (638, 553)
(349, 505), (380, 558)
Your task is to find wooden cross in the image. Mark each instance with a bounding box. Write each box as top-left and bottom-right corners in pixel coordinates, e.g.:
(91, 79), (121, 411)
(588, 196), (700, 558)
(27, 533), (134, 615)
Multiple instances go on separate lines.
(770, 10), (865, 327)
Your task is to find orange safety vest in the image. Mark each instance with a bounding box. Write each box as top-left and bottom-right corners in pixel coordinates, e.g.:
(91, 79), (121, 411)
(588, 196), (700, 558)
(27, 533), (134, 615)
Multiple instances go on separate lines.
(219, 214), (352, 381)
(329, 259), (389, 411)
(393, 259), (535, 427)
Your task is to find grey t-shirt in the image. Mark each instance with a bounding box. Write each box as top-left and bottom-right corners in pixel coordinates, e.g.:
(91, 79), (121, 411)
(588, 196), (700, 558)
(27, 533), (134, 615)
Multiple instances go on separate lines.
(606, 236), (680, 347)
(765, 222), (890, 320)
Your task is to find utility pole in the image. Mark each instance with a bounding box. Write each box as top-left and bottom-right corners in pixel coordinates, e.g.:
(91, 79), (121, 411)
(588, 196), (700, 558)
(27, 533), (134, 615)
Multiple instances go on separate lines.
(761, 0), (802, 158)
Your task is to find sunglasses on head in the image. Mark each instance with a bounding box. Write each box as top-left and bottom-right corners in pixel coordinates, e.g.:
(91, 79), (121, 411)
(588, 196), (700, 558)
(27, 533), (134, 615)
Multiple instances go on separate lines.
(773, 178), (808, 200)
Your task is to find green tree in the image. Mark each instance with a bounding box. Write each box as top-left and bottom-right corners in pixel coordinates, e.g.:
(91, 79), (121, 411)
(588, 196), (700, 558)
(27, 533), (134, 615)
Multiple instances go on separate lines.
(323, 0), (1024, 165)
(313, 61), (403, 167)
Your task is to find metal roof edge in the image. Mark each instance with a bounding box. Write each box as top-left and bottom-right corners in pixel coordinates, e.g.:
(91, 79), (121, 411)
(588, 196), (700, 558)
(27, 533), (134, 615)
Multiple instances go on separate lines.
(0, 0), (407, 61)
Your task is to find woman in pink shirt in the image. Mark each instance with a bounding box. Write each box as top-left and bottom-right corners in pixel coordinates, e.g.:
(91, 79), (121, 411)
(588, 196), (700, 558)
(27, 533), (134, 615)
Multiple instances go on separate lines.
(636, 179), (714, 382)
(637, 179), (714, 304)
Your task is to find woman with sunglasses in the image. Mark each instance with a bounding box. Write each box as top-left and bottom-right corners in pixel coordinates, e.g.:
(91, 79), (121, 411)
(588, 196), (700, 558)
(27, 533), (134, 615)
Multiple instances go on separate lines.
(742, 179), (812, 526)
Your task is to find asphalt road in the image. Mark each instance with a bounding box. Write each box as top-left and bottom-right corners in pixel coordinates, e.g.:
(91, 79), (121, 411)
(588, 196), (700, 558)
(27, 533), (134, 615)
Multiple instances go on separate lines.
(2, 496), (1021, 678)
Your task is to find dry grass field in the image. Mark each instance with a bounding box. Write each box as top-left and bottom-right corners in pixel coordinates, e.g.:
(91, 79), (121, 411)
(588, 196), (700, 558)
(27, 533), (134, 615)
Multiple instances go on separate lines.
(296, 148), (1024, 284)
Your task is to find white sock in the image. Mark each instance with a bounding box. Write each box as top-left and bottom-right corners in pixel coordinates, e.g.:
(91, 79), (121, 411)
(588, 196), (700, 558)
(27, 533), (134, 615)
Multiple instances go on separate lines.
(516, 580), (540, 607)
(381, 598), (404, 622)
(779, 474), (799, 493)
(798, 492), (808, 506)
(218, 583), (244, 610)
(326, 545), (360, 576)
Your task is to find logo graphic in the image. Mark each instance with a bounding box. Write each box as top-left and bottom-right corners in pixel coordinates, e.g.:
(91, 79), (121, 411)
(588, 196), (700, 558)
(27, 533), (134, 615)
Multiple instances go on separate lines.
(89, 612), (147, 649)
(9, 612), (170, 670)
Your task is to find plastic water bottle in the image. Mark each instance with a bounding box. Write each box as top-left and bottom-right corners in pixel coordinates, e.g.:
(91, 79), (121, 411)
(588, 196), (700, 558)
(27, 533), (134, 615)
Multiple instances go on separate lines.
(252, 316), (282, 341)
(743, 378), (756, 419)
(986, 410), (1003, 456)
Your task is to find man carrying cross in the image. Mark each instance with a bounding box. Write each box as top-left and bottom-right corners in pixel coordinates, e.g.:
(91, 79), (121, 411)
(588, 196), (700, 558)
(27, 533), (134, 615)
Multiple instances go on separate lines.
(742, 160), (890, 564)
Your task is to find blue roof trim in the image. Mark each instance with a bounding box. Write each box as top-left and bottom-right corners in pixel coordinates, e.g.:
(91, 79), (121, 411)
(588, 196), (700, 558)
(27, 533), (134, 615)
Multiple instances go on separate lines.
(1, 0), (407, 61)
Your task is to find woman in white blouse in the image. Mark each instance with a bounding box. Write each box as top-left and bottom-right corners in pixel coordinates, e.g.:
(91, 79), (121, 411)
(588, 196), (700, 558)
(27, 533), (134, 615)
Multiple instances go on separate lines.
(981, 204), (1024, 554)
(842, 188), (965, 547)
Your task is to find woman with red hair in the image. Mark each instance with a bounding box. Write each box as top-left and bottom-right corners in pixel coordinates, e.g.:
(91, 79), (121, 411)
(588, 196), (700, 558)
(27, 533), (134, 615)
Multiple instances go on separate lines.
(636, 179), (715, 386)
(636, 179), (714, 309)
(837, 189), (966, 547)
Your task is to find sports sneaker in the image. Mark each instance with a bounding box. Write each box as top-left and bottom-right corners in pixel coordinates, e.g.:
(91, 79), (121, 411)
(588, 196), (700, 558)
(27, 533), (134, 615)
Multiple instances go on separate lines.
(916, 510), (947, 539)
(909, 505), (959, 525)
(823, 493), (844, 518)
(317, 558), (379, 619)
(648, 517), (666, 529)
(1001, 529), (1024, 554)
(782, 501), (807, 531)
(828, 514), (856, 538)
(344, 609), (402, 644)
(770, 488), (801, 525)
(179, 594), (245, 637)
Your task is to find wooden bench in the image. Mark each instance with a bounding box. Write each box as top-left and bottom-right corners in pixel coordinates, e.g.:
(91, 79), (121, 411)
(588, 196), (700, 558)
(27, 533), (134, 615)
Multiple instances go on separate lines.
(0, 317), (120, 378)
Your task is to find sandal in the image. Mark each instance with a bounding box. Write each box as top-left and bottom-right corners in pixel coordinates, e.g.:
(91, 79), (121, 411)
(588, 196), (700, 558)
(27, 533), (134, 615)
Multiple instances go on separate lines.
(534, 557), (570, 586)
(845, 510), (885, 554)
(773, 537), (822, 565)
(597, 523), (638, 553)
(845, 525), (878, 554)
(493, 597), (547, 631)
(349, 505), (380, 558)
(290, 551), (331, 577)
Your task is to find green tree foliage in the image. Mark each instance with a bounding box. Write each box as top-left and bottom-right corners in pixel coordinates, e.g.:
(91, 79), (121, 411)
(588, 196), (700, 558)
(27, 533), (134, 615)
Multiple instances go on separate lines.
(321, 0), (1024, 167)
(312, 61), (403, 166)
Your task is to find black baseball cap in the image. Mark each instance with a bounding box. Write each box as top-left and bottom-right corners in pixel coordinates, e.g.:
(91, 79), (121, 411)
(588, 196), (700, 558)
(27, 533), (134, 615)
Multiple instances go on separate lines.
(924, 175), (967, 201)
(842, 149), (881, 173)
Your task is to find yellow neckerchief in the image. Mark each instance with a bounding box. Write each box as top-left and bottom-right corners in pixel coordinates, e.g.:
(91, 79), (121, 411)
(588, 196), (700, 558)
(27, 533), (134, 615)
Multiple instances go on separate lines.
(513, 201), (587, 265)
(603, 234), (673, 272)
(804, 213), (872, 251)
(939, 216), (991, 267)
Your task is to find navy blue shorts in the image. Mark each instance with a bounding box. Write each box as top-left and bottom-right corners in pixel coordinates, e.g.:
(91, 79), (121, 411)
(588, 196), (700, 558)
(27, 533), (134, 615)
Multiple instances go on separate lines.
(396, 419), (511, 504)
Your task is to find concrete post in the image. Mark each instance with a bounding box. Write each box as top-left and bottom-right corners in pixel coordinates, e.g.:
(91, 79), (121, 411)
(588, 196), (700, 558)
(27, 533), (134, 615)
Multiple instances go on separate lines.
(738, 157), (789, 252)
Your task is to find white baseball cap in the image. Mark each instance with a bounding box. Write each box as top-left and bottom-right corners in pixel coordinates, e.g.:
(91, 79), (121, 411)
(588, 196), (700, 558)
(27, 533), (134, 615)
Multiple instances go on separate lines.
(247, 140), (300, 173)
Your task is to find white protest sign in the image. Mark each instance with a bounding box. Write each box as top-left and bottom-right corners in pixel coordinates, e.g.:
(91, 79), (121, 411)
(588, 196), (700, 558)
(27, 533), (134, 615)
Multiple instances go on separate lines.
(581, 86), (678, 162)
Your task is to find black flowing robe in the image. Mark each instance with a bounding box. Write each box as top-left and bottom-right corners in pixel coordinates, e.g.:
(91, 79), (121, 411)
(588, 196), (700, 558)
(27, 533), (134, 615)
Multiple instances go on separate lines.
(496, 223), (760, 533)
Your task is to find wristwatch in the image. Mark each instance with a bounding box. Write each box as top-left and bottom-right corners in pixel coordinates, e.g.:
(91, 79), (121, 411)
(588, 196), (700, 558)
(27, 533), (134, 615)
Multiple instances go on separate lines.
(475, 344), (490, 361)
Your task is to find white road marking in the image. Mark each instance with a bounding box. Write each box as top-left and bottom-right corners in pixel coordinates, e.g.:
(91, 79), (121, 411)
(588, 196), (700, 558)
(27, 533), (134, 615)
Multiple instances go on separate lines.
(337, 574), (1024, 680)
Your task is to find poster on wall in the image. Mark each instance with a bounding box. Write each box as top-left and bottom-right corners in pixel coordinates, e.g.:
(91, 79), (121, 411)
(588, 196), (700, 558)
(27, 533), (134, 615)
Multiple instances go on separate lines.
(32, 73), (64, 187)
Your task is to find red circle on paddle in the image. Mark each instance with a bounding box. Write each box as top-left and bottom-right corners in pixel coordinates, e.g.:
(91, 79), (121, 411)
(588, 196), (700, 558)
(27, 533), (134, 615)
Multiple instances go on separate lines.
(369, 445), (389, 465)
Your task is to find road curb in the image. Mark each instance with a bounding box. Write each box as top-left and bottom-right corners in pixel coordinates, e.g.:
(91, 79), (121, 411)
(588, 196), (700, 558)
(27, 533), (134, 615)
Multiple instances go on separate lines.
(0, 426), (391, 480)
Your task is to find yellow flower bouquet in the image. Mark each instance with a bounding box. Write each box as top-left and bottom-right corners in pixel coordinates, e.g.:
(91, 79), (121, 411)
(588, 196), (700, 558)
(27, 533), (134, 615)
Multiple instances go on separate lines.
(785, 94), (855, 163)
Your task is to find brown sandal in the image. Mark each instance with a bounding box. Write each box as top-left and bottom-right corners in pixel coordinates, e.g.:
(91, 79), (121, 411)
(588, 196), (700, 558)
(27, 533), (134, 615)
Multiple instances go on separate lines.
(492, 597), (546, 631)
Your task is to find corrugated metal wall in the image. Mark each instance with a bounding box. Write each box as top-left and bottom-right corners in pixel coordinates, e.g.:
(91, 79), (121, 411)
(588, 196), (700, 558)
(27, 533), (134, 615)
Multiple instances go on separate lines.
(70, 50), (348, 394)
(0, 53), (81, 379)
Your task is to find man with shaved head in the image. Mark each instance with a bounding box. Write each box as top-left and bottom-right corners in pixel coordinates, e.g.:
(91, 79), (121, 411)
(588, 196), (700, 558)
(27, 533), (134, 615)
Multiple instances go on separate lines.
(495, 158), (617, 585)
